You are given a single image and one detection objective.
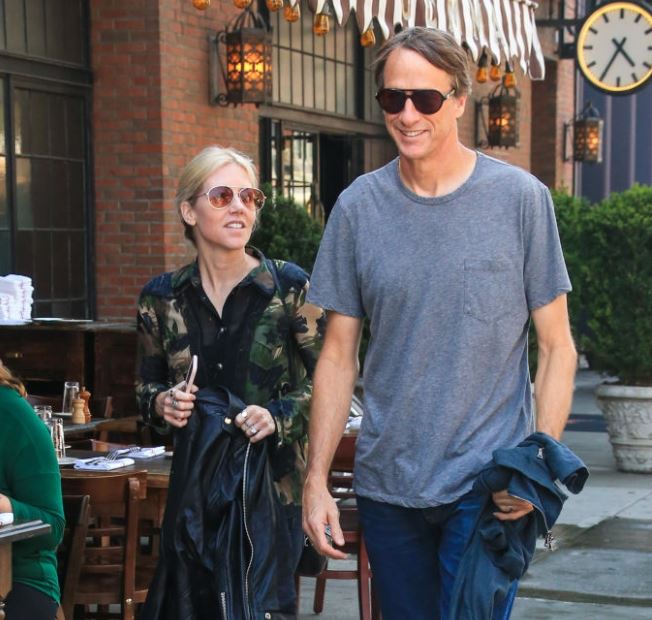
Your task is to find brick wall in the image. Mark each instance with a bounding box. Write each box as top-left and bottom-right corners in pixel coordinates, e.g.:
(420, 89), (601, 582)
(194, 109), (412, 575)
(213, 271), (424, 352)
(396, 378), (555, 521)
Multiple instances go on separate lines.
(92, 0), (260, 320)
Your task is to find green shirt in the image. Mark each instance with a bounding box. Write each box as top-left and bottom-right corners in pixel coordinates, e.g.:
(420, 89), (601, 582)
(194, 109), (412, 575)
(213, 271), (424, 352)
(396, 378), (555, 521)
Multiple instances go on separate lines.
(0, 385), (65, 603)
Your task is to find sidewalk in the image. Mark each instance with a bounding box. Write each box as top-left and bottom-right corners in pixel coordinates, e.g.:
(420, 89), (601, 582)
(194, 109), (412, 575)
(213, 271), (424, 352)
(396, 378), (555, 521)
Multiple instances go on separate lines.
(297, 370), (652, 619)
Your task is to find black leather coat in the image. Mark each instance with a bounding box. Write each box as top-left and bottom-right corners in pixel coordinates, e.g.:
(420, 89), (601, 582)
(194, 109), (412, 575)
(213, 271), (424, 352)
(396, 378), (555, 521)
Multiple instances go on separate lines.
(140, 387), (291, 620)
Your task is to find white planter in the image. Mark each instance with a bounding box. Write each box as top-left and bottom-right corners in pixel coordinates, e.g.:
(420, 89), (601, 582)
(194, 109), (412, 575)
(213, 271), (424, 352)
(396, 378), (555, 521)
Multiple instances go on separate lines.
(595, 384), (652, 473)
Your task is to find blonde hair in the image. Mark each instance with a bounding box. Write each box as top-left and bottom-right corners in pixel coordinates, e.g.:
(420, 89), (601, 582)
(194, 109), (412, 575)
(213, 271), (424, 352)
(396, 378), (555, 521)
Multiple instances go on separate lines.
(0, 360), (27, 397)
(175, 146), (259, 245)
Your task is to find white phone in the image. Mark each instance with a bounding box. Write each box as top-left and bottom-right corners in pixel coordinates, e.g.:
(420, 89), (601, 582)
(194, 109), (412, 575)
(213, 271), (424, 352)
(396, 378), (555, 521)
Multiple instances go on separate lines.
(184, 354), (198, 393)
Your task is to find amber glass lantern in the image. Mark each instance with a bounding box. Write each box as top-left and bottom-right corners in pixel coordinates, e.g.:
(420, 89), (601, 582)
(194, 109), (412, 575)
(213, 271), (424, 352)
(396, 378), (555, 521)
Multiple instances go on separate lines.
(266, 0), (283, 11)
(313, 12), (330, 35)
(476, 52), (488, 83)
(283, 2), (300, 22)
(233, 0), (253, 9)
(360, 25), (376, 47)
(192, 0), (211, 9)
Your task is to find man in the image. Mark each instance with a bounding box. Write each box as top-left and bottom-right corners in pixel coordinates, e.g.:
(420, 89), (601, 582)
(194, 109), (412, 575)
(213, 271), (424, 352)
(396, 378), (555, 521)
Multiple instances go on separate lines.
(302, 27), (577, 619)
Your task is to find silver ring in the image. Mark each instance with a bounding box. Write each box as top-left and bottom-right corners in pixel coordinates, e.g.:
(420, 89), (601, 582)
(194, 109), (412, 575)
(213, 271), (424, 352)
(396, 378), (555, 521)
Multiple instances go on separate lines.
(172, 398), (179, 410)
(250, 425), (258, 435)
(241, 408), (248, 420)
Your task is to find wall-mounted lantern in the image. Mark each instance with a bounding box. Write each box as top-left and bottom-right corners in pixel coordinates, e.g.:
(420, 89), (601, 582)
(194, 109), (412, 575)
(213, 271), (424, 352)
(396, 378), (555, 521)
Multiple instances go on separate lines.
(475, 79), (521, 149)
(209, 8), (272, 106)
(564, 101), (603, 163)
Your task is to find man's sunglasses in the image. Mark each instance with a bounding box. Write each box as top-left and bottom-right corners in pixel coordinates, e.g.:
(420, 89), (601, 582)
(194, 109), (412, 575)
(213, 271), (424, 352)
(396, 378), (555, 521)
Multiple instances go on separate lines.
(375, 88), (456, 115)
(192, 186), (266, 211)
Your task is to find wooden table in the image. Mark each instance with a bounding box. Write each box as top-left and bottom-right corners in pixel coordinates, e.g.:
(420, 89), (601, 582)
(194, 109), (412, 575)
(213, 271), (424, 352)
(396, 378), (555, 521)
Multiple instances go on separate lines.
(0, 521), (52, 601)
(60, 451), (171, 529)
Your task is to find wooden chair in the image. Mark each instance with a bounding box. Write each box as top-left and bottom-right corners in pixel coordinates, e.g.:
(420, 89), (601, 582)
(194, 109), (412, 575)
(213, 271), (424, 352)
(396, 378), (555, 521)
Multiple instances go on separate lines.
(60, 471), (153, 620)
(56, 495), (91, 620)
(299, 434), (380, 620)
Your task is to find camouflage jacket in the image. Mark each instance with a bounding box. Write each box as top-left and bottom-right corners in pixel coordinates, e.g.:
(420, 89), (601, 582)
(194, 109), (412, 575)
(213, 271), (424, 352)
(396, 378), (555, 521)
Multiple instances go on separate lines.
(136, 249), (325, 504)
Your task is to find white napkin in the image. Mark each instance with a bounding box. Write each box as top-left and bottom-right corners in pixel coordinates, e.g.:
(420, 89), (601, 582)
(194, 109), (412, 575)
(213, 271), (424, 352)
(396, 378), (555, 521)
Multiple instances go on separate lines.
(120, 446), (166, 459)
(345, 416), (362, 431)
(73, 457), (135, 471)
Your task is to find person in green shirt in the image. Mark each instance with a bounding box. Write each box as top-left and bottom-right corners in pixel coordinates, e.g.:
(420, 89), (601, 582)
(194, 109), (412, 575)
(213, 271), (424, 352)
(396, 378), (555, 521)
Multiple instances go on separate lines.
(0, 360), (64, 620)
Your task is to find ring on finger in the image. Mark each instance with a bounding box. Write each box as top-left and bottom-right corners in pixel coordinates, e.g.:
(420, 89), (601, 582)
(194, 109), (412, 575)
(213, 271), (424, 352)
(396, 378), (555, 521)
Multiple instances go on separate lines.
(172, 397), (178, 409)
(249, 425), (258, 435)
(241, 408), (248, 420)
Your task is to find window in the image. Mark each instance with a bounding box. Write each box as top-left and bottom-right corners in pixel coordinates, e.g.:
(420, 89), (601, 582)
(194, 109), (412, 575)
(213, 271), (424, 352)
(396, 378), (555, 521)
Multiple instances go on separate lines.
(262, 9), (393, 217)
(269, 8), (383, 122)
(0, 0), (91, 317)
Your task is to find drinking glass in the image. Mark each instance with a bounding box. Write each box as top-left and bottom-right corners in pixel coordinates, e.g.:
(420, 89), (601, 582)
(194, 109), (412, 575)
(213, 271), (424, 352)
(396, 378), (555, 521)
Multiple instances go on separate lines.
(62, 381), (80, 415)
(34, 405), (53, 423)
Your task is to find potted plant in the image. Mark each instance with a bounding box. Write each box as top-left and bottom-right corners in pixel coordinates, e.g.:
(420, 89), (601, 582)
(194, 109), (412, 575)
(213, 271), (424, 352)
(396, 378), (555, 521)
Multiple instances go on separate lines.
(579, 185), (652, 473)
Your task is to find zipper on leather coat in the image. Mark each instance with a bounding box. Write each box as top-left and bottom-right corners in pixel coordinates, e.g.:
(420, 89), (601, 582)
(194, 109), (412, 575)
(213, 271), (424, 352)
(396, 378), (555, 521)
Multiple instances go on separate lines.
(242, 442), (254, 620)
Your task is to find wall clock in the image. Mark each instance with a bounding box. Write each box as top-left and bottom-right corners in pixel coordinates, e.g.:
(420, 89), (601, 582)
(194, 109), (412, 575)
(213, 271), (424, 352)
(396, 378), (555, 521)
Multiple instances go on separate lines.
(576, 1), (652, 94)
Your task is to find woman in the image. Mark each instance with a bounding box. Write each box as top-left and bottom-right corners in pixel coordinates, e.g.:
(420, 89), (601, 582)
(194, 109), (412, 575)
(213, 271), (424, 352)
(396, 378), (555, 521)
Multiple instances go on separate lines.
(0, 360), (65, 620)
(136, 146), (324, 617)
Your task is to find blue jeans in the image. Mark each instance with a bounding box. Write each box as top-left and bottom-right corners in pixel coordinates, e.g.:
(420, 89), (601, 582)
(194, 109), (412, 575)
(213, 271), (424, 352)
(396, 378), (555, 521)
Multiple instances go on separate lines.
(357, 491), (518, 620)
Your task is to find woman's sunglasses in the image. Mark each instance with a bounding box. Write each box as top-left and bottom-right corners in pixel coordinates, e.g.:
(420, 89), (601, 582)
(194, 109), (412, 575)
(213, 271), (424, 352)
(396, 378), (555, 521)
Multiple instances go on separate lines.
(375, 88), (456, 115)
(192, 186), (266, 211)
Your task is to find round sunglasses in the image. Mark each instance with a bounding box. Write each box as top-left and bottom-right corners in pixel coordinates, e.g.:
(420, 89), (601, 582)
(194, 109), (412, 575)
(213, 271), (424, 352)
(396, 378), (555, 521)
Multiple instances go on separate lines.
(375, 87), (456, 115)
(192, 186), (266, 211)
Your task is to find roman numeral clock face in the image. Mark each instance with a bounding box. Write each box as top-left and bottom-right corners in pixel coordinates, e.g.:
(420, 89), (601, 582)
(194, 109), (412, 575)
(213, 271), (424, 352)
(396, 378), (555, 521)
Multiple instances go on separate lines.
(577, 1), (652, 94)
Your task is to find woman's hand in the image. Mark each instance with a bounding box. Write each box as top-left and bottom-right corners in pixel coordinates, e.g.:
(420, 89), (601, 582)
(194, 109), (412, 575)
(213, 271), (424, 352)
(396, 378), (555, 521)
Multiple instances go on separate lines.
(492, 489), (534, 521)
(234, 405), (276, 443)
(154, 383), (198, 428)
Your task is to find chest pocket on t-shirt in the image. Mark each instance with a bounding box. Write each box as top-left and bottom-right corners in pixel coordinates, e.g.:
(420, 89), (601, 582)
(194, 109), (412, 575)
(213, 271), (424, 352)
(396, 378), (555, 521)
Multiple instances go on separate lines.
(463, 259), (522, 323)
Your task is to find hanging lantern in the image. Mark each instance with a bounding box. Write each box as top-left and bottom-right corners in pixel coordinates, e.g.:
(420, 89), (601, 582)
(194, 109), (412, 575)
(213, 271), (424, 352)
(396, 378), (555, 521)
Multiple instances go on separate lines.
(283, 2), (300, 21)
(266, 0), (283, 11)
(489, 61), (501, 82)
(233, 0), (253, 9)
(360, 25), (376, 47)
(476, 52), (488, 83)
(211, 8), (272, 106)
(487, 83), (520, 148)
(572, 102), (603, 163)
(313, 12), (330, 35)
(192, 0), (211, 8)
(503, 62), (517, 88)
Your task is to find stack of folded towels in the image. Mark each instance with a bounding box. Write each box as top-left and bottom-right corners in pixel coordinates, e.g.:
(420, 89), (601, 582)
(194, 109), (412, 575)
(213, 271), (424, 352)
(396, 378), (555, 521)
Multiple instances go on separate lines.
(0, 274), (33, 321)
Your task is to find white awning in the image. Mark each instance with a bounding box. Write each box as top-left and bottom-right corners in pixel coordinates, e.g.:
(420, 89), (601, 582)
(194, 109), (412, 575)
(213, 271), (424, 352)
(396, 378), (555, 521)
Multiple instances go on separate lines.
(302, 0), (545, 79)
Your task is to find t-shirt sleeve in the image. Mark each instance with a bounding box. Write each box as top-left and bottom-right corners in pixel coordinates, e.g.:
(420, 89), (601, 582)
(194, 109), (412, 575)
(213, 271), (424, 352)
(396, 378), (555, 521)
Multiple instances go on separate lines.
(523, 183), (572, 310)
(306, 201), (365, 318)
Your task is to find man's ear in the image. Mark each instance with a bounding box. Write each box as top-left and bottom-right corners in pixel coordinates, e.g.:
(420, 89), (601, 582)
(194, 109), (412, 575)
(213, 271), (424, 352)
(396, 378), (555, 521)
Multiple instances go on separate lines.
(454, 94), (467, 119)
(180, 201), (196, 227)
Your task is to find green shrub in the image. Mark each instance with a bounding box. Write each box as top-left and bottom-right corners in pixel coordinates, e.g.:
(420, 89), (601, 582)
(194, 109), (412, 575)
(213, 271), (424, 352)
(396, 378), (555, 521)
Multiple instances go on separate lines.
(530, 190), (590, 379)
(580, 184), (652, 385)
(552, 188), (591, 341)
(251, 184), (323, 272)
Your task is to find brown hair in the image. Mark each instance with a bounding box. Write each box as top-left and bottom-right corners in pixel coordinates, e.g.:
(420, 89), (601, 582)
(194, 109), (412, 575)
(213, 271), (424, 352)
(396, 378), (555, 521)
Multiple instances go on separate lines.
(0, 360), (27, 397)
(175, 146), (259, 245)
(372, 27), (472, 97)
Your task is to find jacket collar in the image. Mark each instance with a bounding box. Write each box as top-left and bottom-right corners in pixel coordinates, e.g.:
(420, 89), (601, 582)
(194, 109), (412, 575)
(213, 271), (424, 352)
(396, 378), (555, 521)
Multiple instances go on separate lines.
(170, 247), (276, 298)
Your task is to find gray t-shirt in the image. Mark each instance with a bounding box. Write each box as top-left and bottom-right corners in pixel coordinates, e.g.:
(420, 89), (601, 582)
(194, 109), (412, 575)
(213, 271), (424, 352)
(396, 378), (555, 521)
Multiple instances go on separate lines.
(307, 153), (571, 508)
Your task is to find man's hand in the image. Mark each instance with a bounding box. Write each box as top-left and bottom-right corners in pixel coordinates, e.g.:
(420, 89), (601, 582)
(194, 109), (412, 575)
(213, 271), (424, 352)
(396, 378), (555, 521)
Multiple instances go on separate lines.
(302, 476), (348, 560)
(492, 489), (534, 521)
